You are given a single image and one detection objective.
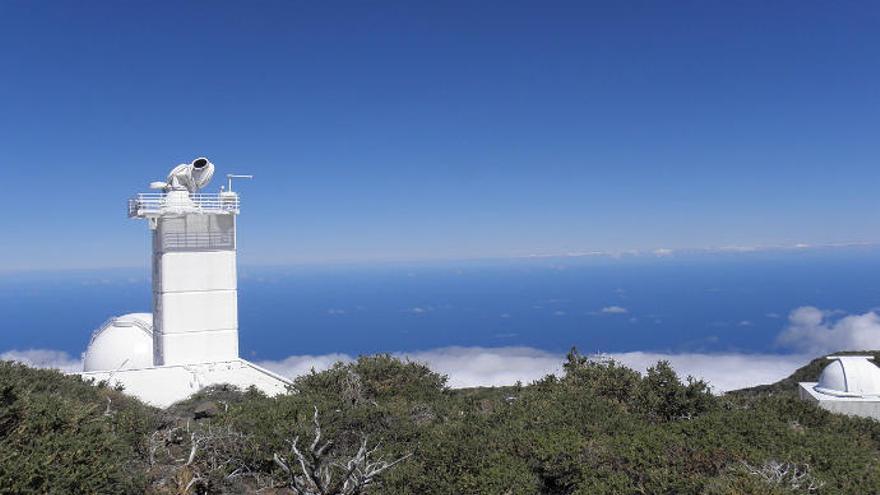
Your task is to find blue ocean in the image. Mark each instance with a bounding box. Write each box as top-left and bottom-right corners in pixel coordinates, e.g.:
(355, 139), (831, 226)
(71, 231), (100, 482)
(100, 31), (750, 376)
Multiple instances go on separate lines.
(2, 247), (880, 361)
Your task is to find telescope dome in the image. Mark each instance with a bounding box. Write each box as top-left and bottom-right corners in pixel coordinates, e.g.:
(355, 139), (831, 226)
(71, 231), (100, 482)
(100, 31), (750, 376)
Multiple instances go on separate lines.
(82, 313), (153, 372)
(814, 356), (880, 397)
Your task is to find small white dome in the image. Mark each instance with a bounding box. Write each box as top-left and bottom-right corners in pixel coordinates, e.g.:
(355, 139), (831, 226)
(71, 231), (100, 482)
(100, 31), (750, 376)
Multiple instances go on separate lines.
(83, 313), (154, 372)
(815, 356), (880, 397)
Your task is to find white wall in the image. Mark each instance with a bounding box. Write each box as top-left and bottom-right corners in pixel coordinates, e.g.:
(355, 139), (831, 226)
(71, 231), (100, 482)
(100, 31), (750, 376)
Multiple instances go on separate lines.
(79, 359), (290, 407)
(152, 213), (240, 366)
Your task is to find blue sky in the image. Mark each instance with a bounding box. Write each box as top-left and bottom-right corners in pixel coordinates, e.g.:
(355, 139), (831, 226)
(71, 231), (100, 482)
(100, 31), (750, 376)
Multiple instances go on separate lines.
(1, 1), (878, 270)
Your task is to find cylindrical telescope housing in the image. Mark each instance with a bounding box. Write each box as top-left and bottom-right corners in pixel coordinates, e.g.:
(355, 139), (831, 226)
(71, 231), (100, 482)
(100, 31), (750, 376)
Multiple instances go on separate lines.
(189, 157), (215, 191)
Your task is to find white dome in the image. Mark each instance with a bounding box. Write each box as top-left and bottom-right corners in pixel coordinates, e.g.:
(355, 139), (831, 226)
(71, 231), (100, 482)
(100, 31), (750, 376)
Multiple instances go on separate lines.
(82, 313), (154, 372)
(814, 356), (880, 397)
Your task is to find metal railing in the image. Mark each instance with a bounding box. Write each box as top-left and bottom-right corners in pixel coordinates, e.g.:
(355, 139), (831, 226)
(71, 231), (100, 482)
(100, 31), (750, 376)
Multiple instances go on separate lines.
(87, 315), (153, 348)
(128, 192), (240, 217)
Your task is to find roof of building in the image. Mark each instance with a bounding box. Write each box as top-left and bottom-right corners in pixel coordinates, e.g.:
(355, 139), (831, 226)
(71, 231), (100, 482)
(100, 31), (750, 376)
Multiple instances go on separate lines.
(82, 313), (153, 372)
(813, 356), (880, 397)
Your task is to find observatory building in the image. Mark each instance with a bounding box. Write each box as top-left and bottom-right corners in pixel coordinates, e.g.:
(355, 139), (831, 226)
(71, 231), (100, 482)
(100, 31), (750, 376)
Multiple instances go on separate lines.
(79, 158), (290, 407)
(799, 355), (880, 420)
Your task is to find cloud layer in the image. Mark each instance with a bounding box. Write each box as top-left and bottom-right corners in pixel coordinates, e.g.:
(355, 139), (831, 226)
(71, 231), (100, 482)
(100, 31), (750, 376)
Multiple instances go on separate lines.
(601, 306), (629, 314)
(0, 349), (82, 373)
(609, 351), (805, 392)
(271, 348), (807, 392)
(262, 346), (565, 389)
(0, 345), (808, 393)
(14, 303), (880, 394)
(777, 306), (880, 355)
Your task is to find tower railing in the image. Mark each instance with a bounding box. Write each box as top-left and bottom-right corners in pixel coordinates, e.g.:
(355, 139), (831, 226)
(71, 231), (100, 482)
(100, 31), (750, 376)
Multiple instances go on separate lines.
(128, 192), (240, 217)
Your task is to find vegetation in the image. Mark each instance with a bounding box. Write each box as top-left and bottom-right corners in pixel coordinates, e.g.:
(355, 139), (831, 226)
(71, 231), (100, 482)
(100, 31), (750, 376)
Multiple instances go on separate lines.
(0, 362), (156, 493)
(3, 349), (880, 494)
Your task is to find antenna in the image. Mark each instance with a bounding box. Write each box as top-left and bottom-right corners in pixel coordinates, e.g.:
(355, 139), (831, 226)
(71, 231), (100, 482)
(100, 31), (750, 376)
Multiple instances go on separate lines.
(226, 174), (253, 192)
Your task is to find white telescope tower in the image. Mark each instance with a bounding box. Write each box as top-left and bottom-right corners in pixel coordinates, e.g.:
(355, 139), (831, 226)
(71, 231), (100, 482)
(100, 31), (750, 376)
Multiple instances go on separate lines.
(78, 157), (289, 407)
(131, 157), (240, 366)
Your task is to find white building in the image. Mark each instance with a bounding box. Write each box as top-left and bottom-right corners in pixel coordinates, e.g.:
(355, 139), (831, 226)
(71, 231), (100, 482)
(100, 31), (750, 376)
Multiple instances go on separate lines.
(79, 158), (290, 407)
(799, 355), (880, 420)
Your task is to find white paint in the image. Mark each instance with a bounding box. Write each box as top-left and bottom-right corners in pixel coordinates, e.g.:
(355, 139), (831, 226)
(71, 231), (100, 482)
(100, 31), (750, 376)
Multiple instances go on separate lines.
(81, 359), (289, 408)
(151, 212), (239, 365)
(799, 383), (880, 421)
(799, 356), (880, 420)
(157, 290), (238, 334)
(159, 330), (240, 365)
(156, 251), (237, 292)
(814, 356), (880, 397)
(76, 159), (290, 405)
(82, 313), (154, 372)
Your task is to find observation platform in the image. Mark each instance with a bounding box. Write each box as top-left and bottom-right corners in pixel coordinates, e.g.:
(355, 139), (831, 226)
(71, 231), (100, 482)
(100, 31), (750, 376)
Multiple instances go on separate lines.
(128, 192), (240, 218)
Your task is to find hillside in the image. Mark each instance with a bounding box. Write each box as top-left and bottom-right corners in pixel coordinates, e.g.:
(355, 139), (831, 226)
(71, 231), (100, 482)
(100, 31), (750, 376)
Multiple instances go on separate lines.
(2, 350), (880, 494)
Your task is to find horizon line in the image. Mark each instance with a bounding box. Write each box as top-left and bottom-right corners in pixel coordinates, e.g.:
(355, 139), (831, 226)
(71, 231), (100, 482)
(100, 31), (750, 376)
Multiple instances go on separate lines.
(1, 240), (878, 275)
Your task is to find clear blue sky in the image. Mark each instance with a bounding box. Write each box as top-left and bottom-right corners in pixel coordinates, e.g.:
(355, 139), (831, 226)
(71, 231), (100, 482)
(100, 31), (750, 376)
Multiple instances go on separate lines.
(1, 1), (878, 270)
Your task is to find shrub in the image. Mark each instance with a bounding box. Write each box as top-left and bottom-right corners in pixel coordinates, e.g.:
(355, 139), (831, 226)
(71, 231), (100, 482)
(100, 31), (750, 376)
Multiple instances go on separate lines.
(636, 360), (716, 421)
(4, 351), (880, 494)
(0, 361), (157, 494)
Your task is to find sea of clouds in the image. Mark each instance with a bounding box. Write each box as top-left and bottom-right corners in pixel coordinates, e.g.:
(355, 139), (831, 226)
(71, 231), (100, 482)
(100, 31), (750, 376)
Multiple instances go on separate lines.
(5, 306), (880, 393)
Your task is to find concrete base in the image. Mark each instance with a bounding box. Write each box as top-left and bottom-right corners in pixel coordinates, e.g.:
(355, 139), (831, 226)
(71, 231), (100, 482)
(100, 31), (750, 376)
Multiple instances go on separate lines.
(799, 382), (880, 421)
(78, 359), (291, 408)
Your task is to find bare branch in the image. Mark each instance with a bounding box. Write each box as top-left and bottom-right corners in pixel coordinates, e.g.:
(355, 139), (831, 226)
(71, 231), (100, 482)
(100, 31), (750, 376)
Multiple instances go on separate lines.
(275, 407), (411, 495)
(741, 460), (824, 494)
(310, 406), (322, 453)
(186, 432), (199, 466)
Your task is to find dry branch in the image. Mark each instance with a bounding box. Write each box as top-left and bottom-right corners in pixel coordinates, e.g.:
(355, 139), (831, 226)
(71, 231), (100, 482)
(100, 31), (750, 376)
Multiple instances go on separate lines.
(273, 406), (411, 495)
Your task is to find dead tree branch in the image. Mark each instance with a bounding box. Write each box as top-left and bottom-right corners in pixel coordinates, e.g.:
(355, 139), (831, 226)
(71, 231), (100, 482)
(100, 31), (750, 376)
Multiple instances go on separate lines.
(273, 406), (411, 495)
(741, 460), (824, 494)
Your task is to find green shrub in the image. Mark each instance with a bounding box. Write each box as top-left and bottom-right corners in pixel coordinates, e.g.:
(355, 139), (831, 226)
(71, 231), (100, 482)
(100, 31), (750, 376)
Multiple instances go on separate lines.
(3, 350), (880, 494)
(636, 360), (717, 421)
(0, 361), (157, 494)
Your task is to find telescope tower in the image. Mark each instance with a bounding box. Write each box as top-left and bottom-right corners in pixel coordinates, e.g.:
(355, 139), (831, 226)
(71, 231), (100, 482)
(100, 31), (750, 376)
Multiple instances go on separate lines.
(78, 158), (289, 407)
(130, 167), (240, 366)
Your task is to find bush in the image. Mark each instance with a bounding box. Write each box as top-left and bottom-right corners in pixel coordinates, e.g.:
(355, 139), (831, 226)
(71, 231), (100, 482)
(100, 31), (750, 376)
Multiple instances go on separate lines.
(0, 361), (157, 494)
(562, 347), (642, 404)
(636, 360), (716, 421)
(4, 351), (880, 493)
(561, 348), (717, 421)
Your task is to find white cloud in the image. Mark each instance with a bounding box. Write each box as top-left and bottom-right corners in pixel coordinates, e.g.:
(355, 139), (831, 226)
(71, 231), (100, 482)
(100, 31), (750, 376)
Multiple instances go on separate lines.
(2, 345), (808, 393)
(256, 346), (561, 389)
(403, 306), (431, 314)
(257, 353), (353, 377)
(257, 346), (805, 393)
(516, 241), (877, 260)
(0, 349), (82, 372)
(601, 306), (629, 314)
(717, 245), (759, 252)
(16, 305), (880, 395)
(776, 306), (880, 354)
(402, 346), (563, 388)
(609, 352), (806, 393)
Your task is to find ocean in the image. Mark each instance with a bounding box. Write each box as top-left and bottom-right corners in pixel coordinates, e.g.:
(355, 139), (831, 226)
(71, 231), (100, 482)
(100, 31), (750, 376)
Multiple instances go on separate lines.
(3, 247), (880, 363)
